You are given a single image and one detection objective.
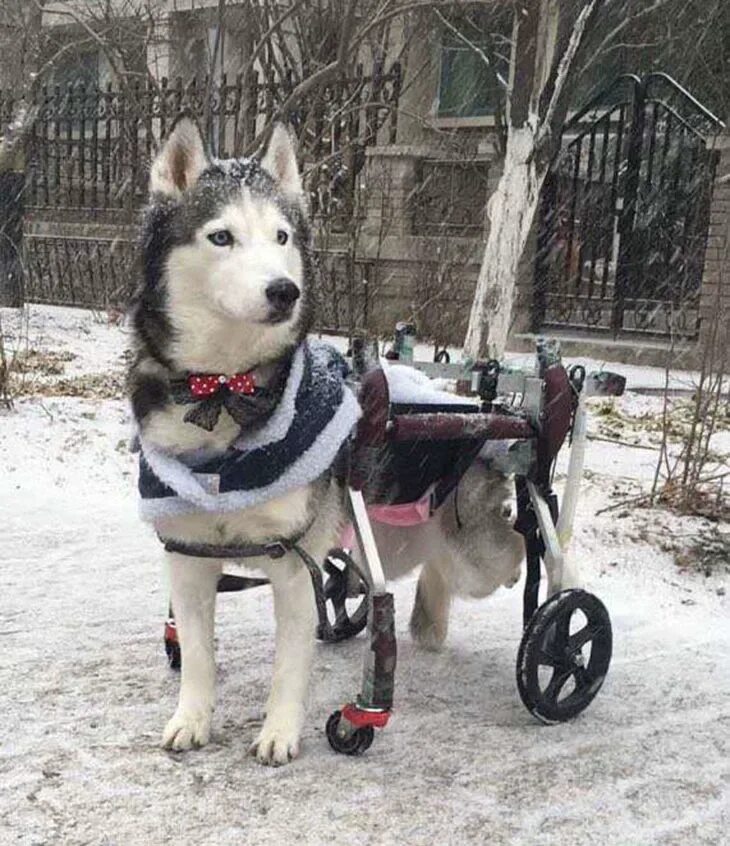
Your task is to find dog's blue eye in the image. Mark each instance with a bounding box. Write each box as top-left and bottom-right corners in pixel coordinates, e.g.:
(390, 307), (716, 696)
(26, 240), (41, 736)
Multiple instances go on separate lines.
(276, 229), (289, 246)
(208, 230), (233, 247)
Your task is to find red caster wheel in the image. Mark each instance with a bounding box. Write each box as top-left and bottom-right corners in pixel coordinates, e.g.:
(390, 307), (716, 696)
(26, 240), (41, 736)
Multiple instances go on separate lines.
(164, 617), (181, 671)
(326, 710), (374, 755)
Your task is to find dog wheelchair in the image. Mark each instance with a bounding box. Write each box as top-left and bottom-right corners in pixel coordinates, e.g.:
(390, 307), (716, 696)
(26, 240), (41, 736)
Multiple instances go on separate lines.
(163, 338), (625, 755)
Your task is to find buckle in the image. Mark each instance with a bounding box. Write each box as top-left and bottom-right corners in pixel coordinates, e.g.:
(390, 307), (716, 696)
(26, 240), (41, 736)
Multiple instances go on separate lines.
(264, 541), (288, 559)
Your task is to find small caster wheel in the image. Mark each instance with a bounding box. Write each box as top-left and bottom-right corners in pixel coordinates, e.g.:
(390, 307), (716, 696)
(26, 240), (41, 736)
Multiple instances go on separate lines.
(164, 638), (181, 670)
(517, 588), (612, 724)
(326, 710), (374, 755)
(317, 550), (369, 643)
(164, 618), (181, 671)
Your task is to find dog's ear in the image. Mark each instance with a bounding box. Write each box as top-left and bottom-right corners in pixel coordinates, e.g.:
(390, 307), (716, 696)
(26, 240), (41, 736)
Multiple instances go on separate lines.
(150, 116), (208, 198)
(261, 123), (305, 205)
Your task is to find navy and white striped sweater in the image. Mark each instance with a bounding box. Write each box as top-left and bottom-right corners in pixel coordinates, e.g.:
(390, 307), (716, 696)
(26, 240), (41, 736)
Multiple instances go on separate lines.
(137, 341), (361, 522)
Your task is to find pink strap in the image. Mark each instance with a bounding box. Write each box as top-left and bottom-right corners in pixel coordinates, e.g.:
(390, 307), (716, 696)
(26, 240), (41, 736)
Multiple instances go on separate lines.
(340, 488), (433, 548)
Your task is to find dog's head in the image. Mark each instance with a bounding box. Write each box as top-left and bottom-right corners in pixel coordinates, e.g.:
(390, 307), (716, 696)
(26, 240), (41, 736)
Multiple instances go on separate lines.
(134, 117), (313, 373)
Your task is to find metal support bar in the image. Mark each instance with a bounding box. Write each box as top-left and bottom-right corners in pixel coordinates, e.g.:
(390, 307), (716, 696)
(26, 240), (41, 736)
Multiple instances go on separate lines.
(357, 592), (396, 711)
(556, 393), (587, 551)
(526, 480), (565, 595)
(348, 488), (387, 593)
(343, 488), (397, 719)
(523, 534), (542, 627)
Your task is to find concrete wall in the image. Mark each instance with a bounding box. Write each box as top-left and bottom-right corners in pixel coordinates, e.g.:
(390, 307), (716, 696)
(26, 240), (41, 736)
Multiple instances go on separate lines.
(355, 144), (500, 343)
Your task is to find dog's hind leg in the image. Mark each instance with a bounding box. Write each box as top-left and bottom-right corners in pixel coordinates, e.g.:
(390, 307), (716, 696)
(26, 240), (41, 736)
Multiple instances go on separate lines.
(410, 562), (450, 651)
(162, 554), (221, 751)
(251, 558), (316, 766)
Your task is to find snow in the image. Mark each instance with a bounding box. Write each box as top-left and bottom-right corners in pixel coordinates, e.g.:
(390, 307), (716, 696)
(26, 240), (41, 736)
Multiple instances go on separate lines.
(1, 304), (729, 846)
(384, 363), (479, 406)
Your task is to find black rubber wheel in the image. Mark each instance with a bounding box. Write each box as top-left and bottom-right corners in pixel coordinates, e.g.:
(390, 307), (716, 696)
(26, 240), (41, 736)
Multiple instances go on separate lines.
(326, 710), (374, 755)
(517, 589), (612, 724)
(165, 637), (181, 671)
(317, 550), (369, 643)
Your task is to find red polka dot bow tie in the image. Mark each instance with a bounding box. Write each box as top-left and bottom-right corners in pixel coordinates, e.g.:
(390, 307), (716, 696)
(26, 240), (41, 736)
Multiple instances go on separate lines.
(187, 371), (257, 398)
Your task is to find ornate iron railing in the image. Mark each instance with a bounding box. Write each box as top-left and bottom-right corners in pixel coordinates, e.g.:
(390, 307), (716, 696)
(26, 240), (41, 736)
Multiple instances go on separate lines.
(2, 65), (401, 329)
(534, 73), (724, 340)
(0, 64), (401, 215)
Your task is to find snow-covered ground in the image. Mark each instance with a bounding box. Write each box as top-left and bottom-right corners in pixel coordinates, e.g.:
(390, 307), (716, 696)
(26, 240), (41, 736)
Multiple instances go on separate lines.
(1, 305), (728, 846)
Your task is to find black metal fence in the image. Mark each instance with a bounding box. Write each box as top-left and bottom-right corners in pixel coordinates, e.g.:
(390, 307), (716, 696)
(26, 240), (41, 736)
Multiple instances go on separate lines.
(534, 73), (723, 340)
(3, 66), (401, 325)
(21, 233), (137, 308)
(12, 66), (401, 215)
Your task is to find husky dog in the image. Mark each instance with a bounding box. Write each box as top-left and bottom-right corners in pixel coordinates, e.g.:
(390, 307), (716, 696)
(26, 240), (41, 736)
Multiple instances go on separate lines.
(129, 117), (523, 766)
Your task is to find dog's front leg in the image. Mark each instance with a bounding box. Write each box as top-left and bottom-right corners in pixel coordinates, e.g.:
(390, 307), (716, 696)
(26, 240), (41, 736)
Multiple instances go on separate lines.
(162, 554), (221, 751)
(251, 558), (316, 766)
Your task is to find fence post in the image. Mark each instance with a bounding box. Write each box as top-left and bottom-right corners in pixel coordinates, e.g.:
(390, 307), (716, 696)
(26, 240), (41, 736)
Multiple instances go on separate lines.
(613, 76), (645, 336)
(0, 170), (25, 307)
(532, 171), (557, 332)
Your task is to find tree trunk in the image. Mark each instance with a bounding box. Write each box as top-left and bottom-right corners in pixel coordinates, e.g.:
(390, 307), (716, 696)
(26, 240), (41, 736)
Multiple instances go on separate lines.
(462, 0), (604, 361)
(463, 123), (544, 360)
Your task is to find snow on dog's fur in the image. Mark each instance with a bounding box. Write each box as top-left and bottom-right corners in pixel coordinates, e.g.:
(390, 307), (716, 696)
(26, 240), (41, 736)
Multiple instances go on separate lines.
(129, 117), (523, 767)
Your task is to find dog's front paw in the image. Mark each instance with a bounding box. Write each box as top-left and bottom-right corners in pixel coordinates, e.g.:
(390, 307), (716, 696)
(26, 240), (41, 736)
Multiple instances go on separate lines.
(249, 712), (302, 766)
(162, 706), (212, 751)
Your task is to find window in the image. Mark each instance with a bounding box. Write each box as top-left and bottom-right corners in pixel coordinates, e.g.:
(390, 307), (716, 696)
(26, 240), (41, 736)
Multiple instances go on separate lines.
(50, 49), (100, 129)
(411, 159), (490, 235)
(437, 9), (511, 119)
(52, 49), (99, 91)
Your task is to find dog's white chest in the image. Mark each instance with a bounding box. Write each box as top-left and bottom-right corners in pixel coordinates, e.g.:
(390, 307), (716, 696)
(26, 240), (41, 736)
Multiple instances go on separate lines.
(155, 484), (313, 546)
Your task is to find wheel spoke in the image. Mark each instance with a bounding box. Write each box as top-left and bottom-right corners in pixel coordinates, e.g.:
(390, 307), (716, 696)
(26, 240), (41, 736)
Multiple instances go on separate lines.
(572, 665), (592, 692)
(330, 592), (348, 620)
(324, 561), (347, 601)
(568, 624), (603, 653)
(556, 606), (573, 645)
(323, 559), (343, 580)
(538, 646), (562, 667)
(323, 558), (341, 576)
(543, 667), (574, 704)
(325, 578), (346, 601)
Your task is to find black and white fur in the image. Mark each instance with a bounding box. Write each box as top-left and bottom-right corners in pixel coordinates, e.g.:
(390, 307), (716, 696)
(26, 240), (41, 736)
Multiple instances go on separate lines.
(129, 118), (525, 766)
(130, 119), (334, 765)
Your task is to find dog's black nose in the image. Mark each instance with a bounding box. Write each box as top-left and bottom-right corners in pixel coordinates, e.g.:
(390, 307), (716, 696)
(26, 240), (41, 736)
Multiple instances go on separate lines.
(266, 279), (300, 312)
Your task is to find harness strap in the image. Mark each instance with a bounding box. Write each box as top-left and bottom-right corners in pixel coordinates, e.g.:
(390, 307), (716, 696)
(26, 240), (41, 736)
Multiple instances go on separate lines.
(157, 516), (354, 642)
(158, 512), (316, 560)
(162, 537), (297, 559)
